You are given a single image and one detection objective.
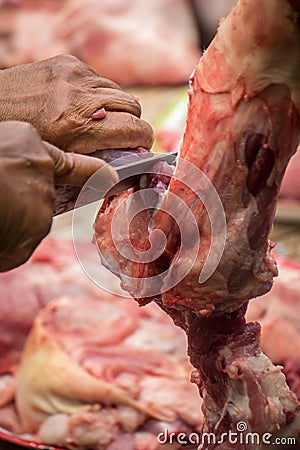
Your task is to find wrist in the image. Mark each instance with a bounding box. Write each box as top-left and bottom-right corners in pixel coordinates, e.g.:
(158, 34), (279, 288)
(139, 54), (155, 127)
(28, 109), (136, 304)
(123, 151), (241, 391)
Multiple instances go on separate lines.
(0, 68), (10, 121)
(0, 66), (21, 122)
(0, 62), (45, 125)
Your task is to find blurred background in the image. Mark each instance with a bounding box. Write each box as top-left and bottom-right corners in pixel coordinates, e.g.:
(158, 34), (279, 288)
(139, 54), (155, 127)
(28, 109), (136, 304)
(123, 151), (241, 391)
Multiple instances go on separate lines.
(0, 0), (237, 84)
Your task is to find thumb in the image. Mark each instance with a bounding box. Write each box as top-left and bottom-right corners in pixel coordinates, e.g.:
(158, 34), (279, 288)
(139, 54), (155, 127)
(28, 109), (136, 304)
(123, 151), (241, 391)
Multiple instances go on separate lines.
(44, 142), (119, 189)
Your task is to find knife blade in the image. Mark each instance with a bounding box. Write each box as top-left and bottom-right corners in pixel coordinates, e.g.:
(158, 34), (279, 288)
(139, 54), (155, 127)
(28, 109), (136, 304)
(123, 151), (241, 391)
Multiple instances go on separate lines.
(54, 150), (178, 215)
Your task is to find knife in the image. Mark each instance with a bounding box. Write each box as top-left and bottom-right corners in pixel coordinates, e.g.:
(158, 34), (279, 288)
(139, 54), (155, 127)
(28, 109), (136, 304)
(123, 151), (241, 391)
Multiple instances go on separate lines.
(54, 150), (178, 215)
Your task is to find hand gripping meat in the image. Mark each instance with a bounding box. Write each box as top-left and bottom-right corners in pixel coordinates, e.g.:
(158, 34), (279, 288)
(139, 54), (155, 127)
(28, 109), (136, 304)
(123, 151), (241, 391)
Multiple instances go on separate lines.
(95, 0), (300, 447)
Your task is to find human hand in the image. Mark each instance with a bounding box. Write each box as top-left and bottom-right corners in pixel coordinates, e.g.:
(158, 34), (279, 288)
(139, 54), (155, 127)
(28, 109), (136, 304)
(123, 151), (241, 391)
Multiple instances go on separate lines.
(0, 54), (154, 154)
(0, 121), (118, 272)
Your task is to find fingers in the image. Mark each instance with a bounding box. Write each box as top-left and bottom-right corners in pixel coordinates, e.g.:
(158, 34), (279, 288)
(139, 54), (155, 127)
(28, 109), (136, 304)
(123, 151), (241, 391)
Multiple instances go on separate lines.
(65, 112), (154, 154)
(72, 66), (142, 117)
(89, 88), (142, 117)
(45, 142), (119, 189)
(72, 89), (142, 119)
(83, 75), (122, 91)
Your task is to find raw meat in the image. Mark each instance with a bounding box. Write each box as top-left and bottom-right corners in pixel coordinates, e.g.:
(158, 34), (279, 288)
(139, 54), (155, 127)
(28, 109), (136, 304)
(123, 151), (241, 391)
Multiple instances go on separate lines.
(95, 0), (300, 446)
(247, 257), (300, 364)
(0, 238), (96, 377)
(0, 0), (201, 86)
(0, 239), (202, 449)
(15, 296), (200, 448)
(96, 0), (300, 313)
(246, 258), (300, 407)
(1, 239), (300, 448)
(285, 359), (300, 402)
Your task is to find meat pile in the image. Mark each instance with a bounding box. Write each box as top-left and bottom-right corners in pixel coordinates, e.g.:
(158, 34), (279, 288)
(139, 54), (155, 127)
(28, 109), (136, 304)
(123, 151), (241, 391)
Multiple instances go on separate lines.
(0, 0), (200, 86)
(16, 296), (201, 449)
(1, 238), (300, 449)
(95, 0), (300, 446)
(0, 239), (100, 434)
(0, 238), (202, 449)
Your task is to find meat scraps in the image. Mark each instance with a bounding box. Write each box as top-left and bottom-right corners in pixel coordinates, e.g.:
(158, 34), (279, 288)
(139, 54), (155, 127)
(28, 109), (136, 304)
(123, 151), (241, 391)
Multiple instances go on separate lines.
(95, 0), (300, 446)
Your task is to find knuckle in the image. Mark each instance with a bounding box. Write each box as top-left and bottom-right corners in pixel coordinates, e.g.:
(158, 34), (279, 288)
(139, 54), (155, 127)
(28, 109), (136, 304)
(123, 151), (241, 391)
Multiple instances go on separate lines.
(51, 54), (81, 66)
(46, 54), (85, 81)
(133, 118), (154, 146)
(100, 77), (122, 90)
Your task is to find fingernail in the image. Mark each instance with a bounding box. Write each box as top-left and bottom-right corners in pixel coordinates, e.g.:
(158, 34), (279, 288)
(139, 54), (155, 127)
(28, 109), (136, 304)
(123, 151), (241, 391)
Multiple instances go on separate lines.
(91, 108), (106, 120)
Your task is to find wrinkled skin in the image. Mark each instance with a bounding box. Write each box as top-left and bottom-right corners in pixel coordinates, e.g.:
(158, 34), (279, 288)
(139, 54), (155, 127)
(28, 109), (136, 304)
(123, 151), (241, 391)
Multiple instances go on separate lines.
(0, 54), (154, 153)
(0, 121), (119, 272)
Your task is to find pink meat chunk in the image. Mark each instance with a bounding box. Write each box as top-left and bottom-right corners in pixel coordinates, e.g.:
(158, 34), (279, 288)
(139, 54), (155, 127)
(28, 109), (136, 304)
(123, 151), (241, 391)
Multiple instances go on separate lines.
(0, 238), (97, 376)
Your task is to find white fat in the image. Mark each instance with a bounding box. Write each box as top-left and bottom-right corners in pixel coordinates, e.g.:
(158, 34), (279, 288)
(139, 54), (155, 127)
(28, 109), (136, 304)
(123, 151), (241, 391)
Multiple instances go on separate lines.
(37, 414), (69, 446)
